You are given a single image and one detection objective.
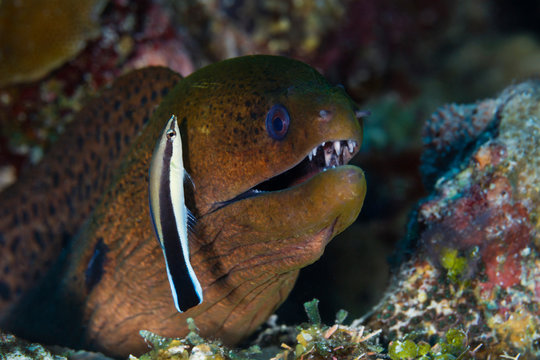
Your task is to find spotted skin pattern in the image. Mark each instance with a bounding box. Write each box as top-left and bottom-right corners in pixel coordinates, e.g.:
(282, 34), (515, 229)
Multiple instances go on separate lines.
(0, 67), (182, 317)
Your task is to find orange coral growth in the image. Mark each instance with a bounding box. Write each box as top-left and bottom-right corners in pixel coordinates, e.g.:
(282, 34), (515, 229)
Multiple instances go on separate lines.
(0, 0), (107, 87)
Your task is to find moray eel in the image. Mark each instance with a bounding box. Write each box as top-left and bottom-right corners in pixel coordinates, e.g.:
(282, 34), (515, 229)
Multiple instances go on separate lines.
(0, 55), (366, 358)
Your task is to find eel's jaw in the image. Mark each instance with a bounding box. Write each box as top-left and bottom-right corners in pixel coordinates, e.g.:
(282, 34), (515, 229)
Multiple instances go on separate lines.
(214, 139), (360, 208)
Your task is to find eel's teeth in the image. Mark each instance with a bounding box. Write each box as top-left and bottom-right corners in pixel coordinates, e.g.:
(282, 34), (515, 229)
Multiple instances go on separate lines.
(307, 140), (357, 166)
(324, 151), (332, 167)
(347, 140), (354, 153)
(334, 141), (341, 156)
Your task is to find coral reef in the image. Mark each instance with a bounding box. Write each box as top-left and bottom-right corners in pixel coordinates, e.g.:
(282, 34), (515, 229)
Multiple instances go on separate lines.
(170, 0), (352, 60)
(366, 80), (540, 359)
(0, 331), (65, 360)
(0, 330), (115, 360)
(0, 1), (193, 191)
(421, 100), (498, 188)
(0, 0), (108, 87)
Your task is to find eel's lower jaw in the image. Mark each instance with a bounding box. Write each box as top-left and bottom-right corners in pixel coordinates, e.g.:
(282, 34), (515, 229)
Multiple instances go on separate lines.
(215, 139), (360, 208)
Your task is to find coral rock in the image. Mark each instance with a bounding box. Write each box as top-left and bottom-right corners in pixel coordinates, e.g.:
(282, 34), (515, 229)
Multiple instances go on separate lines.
(0, 0), (107, 87)
(367, 80), (540, 359)
(0, 331), (64, 359)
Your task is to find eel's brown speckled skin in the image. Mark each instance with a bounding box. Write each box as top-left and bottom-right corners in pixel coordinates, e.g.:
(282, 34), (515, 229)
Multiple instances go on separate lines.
(0, 56), (366, 358)
(0, 67), (181, 318)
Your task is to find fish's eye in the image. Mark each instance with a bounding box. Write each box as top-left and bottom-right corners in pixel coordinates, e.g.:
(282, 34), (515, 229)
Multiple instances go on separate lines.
(265, 104), (290, 140)
(166, 129), (176, 140)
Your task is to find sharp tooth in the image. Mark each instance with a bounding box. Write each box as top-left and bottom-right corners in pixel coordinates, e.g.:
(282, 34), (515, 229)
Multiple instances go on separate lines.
(322, 142), (326, 147)
(333, 141), (341, 155)
(324, 152), (332, 167)
(312, 147), (318, 157)
(308, 152), (313, 161)
(348, 140), (354, 153)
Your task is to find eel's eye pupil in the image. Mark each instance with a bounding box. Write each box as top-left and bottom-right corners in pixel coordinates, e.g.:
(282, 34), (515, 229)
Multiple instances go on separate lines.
(166, 129), (176, 140)
(273, 117), (283, 132)
(266, 104), (290, 140)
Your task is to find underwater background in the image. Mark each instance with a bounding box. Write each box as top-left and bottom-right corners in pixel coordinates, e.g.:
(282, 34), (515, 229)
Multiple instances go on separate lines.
(1, 0), (540, 358)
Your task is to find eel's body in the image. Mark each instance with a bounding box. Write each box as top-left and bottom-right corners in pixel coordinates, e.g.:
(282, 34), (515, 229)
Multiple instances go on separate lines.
(0, 67), (182, 317)
(0, 56), (366, 358)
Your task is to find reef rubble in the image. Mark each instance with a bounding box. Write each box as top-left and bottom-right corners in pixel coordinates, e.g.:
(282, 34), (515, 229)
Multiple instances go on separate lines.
(0, 330), (114, 360)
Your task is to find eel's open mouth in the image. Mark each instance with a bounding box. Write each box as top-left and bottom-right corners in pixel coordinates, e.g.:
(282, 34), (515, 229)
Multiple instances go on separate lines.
(217, 139), (359, 208)
(255, 139), (359, 191)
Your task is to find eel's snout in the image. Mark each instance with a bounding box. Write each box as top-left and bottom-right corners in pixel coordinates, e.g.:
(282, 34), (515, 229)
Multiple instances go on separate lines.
(307, 165), (367, 251)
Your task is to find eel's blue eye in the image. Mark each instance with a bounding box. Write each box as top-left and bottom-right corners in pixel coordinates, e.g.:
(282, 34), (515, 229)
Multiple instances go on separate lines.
(265, 104), (290, 140)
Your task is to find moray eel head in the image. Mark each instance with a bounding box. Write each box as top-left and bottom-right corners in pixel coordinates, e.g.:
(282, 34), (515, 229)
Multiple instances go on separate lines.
(164, 55), (365, 213)
(150, 55), (367, 345)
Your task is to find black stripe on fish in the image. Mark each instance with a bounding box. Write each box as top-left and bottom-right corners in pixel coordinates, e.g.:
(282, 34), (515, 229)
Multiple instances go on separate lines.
(159, 137), (201, 312)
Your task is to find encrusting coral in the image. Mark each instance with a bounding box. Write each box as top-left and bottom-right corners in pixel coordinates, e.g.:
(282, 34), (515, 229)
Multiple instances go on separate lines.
(367, 80), (540, 359)
(0, 330), (116, 360)
(0, 0), (107, 87)
(0, 331), (65, 360)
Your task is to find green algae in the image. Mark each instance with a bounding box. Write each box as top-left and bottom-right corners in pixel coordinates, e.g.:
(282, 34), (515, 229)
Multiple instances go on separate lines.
(282, 300), (384, 360)
(439, 248), (468, 283)
(388, 328), (468, 360)
(303, 299), (322, 325)
(335, 309), (348, 325)
(132, 300), (385, 360)
(389, 339), (419, 359)
(132, 318), (260, 360)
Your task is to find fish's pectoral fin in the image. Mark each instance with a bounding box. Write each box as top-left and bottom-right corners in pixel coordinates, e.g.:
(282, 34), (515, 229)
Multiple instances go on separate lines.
(184, 171), (194, 188)
(183, 171), (197, 232)
(187, 209), (196, 233)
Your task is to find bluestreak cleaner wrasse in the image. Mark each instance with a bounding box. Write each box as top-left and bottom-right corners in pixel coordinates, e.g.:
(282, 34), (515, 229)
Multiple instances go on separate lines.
(149, 114), (203, 312)
(0, 55), (366, 358)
